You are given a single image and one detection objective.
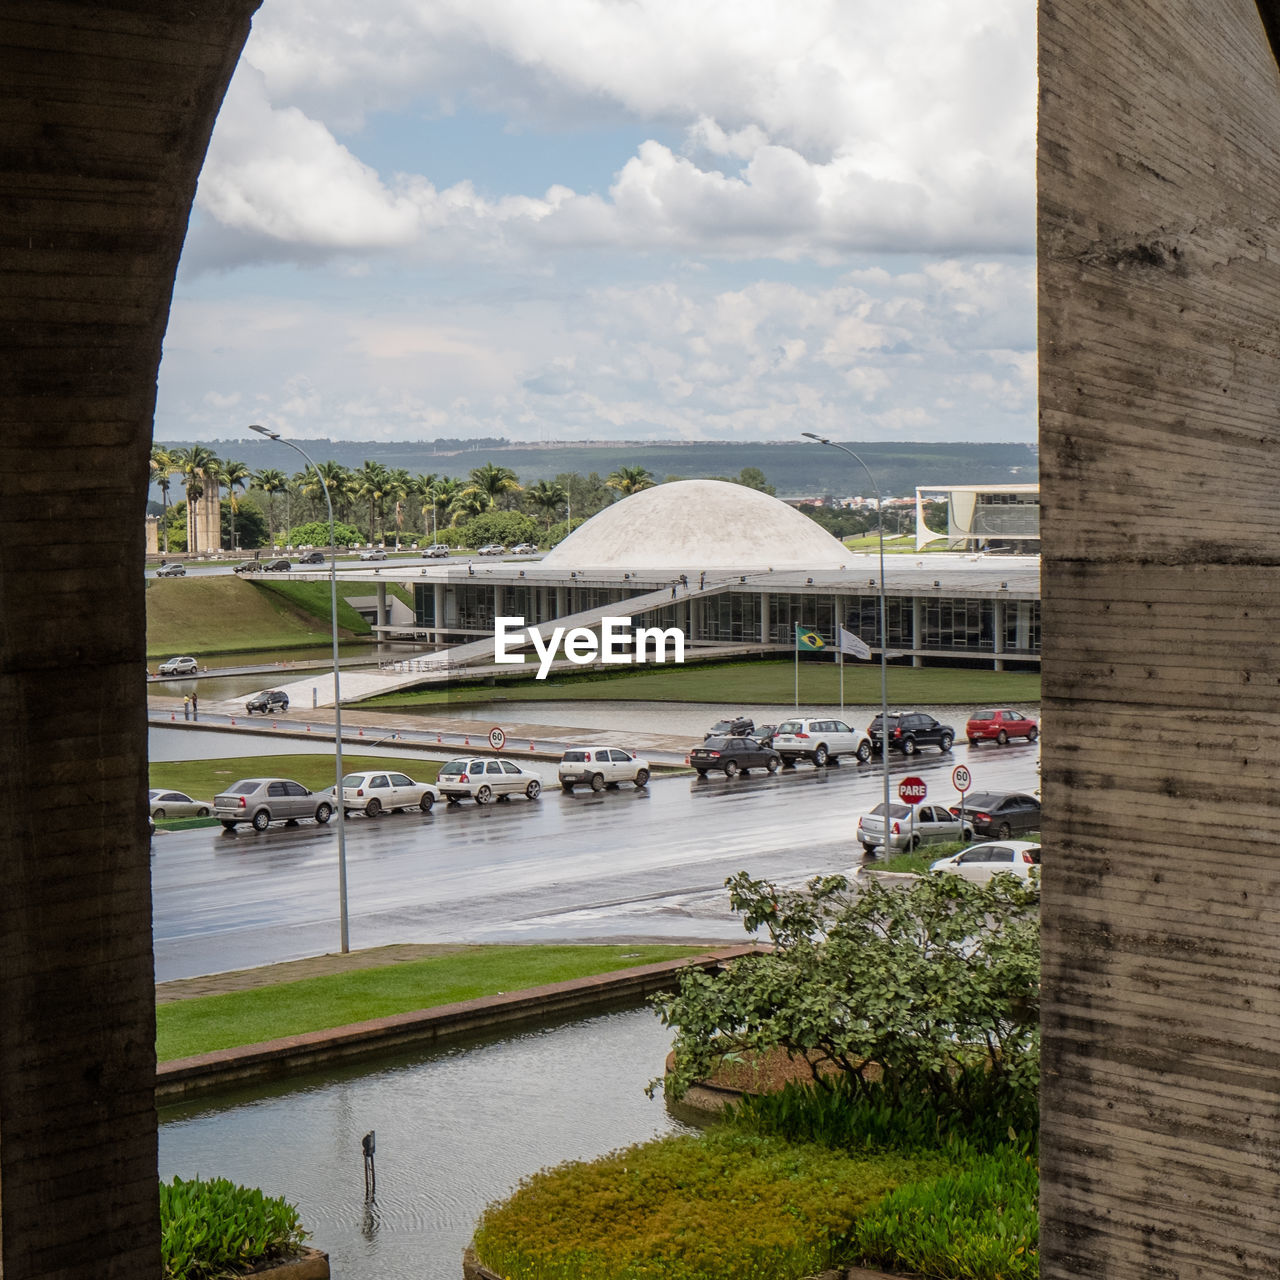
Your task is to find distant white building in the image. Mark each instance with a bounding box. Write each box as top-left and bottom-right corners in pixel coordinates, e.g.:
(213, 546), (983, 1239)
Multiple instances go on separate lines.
(915, 484), (1040, 553)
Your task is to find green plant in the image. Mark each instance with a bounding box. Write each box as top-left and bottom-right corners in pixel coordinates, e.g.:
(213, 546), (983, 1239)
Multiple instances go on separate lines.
(473, 1128), (934, 1280)
(851, 1146), (1039, 1279)
(654, 871), (1040, 1121)
(285, 519), (363, 546)
(159, 1175), (307, 1280)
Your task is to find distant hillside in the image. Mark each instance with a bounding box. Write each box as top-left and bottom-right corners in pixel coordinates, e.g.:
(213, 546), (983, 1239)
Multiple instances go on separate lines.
(155, 438), (1037, 501)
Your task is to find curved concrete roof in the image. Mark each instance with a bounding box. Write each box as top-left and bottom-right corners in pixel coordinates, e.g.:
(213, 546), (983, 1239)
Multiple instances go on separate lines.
(541, 479), (853, 571)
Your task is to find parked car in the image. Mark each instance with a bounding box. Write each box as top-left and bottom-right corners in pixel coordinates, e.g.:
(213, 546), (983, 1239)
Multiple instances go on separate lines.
(966, 707), (1039, 746)
(930, 841), (1041, 885)
(157, 655), (198, 677)
(867, 711), (955, 755)
(233, 559), (261, 573)
(511, 542), (539, 555)
(298, 550), (326, 565)
(558, 747), (651, 793)
(148, 788), (211, 819)
(751, 723), (778, 748)
(476, 543), (506, 556)
(949, 791), (1041, 839)
(213, 777), (334, 831)
(689, 735), (781, 778)
(245, 689), (290, 715)
(857, 801), (972, 855)
(424, 544), (451, 558)
(705, 716), (754, 739)
(360, 548), (387, 561)
(339, 770), (439, 817)
(773, 717), (872, 767)
(155, 562), (186, 577)
(436, 757), (543, 804)
(261, 558), (292, 572)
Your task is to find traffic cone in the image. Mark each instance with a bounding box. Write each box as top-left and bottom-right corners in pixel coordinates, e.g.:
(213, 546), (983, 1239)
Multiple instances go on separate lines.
(358, 727), (364, 737)
(464, 734), (470, 746)
(307, 724), (312, 733)
(684, 754), (690, 765)
(529, 741), (536, 752)
(230, 718), (236, 726)
(170, 712), (175, 721)
(436, 733), (442, 744)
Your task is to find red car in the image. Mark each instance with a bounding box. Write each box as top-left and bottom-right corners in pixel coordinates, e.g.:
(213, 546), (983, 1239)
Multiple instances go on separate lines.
(966, 707), (1038, 746)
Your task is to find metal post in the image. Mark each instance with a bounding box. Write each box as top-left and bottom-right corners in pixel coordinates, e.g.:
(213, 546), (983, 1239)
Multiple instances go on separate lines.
(250, 424), (349, 951)
(802, 433), (891, 853)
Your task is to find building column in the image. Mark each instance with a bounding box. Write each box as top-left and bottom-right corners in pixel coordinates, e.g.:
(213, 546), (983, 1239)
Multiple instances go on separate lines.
(760, 591), (770, 643)
(375, 582), (389, 632)
(993, 598), (1005, 672)
(433, 583), (446, 646)
(912, 597), (923, 668)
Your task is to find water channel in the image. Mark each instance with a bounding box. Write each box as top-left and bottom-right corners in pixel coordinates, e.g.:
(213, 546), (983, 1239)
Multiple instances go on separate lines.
(160, 1006), (693, 1280)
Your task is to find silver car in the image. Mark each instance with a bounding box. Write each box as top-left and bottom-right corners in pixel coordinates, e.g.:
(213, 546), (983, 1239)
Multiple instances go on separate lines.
(157, 655), (198, 677)
(213, 777), (335, 831)
(558, 747), (651, 793)
(773, 717), (872, 767)
(340, 770), (439, 817)
(436, 757), (542, 804)
(148, 788), (212, 819)
(858, 802), (972, 855)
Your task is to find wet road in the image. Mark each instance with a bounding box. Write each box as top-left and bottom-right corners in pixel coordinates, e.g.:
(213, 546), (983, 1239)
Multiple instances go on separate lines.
(152, 740), (1040, 981)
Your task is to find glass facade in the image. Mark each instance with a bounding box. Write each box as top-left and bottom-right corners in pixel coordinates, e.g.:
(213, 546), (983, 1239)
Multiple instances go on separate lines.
(844, 595), (912, 649)
(455, 583), (495, 631)
(413, 583), (435, 628)
(767, 593), (836, 645)
(700, 592), (762, 643)
(921, 597), (995, 652)
(1003, 600), (1041, 654)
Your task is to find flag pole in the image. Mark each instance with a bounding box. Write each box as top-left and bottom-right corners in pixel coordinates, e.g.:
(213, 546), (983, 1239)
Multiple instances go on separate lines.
(839, 644), (844, 715)
(794, 622), (799, 709)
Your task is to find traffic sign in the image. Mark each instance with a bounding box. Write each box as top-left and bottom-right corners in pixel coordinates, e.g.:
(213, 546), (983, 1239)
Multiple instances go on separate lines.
(488, 726), (506, 750)
(951, 764), (972, 793)
(898, 776), (927, 804)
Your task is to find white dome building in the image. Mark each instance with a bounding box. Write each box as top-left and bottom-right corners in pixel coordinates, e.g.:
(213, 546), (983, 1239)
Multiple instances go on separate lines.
(542, 479), (852, 572)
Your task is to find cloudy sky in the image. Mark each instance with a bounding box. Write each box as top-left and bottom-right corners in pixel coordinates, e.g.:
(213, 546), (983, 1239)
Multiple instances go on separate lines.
(156, 0), (1036, 446)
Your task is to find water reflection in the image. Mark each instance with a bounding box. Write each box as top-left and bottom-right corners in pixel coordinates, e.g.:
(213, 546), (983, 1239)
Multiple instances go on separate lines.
(159, 1006), (694, 1280)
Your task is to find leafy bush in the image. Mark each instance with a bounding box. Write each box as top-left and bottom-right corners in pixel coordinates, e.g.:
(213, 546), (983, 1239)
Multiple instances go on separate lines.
(285, 519), (363, 547)
(472, 1128), (937, 1280)
(455, 509), (539, 547)
(160, 1175), (307, 1280)
(654, 871), (1040, 1123)
(850, 1146), (1039, 1279)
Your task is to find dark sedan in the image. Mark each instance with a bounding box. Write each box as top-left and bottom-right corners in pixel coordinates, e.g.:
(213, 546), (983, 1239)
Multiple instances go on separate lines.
(949, 791), (1041, 839)
(690, 735), (781, 778)
(705, 716), (754, 739)
(261, 558), (292, 572)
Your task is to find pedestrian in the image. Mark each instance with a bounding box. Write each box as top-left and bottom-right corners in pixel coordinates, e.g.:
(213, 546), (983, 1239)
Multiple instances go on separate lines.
(679, 573), (688, 589)
(191, 691), (198, 721)
(671, 585), (677, 600)
(699, 570), (705, 590)
(183, 695), (190, 721)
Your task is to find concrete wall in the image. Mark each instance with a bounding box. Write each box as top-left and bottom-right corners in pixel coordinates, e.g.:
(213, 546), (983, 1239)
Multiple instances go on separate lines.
(1039, 1), (1280, 1274)
(0, 5), (257, 1276)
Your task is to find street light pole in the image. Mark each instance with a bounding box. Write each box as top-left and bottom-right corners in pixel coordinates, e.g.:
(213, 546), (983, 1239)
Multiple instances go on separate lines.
(250, 424), (350, 950)
(802, 432), (892, 857)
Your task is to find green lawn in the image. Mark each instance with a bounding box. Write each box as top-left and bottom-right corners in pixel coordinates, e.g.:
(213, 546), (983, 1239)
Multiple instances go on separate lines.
(157, 944), (708, 1060)
(366, 658), (1040, 709)
(150, 753), (443, 799)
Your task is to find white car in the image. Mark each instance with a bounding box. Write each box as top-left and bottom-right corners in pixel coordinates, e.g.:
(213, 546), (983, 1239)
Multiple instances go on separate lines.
(511, 542), (539, 555)
(476, 543), (506, 556)
(436, 757), (543, 804)
(148, 788), (212, 819)
(157, 656), (198, 677)
(424, 545), (451, 558)
(359, 548), (387, 561)
(930, 841), (1042, 885)
(558, 747), (651, 793)
(858, 802), (972, 855)
(339, 770), (438, 817)
(772, 717), (872, 767)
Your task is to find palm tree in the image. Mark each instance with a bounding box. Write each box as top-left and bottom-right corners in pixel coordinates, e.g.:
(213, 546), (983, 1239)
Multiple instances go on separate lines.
(410, 472), (438, 540)
(252, 466), (289, 546)
(220, 457), (252, 551)
(464, 462), (522, 509)
(353, 459), (391, 542)
(432, 477), (464, 527)
(451, 488), (491, 521)
(527, 479), (568, 529)
(384, 467), (412, 547)
(606, 465), (654, 496)
(150, 445), (177, 553)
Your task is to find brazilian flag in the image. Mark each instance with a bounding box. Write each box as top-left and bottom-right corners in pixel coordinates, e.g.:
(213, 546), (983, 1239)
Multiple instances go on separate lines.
(795, 623), (826, 651)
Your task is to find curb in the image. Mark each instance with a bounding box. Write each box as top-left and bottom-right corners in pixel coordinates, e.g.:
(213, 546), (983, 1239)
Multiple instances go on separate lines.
(156, 947), (760, 1103)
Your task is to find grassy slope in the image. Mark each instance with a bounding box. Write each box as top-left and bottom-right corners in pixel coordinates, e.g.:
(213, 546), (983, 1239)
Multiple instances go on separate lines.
(145, 577), (359, 658)
(150, 754), (443, 798)
(157, 944), (707, 1059)
(367, 658), (1041, 709)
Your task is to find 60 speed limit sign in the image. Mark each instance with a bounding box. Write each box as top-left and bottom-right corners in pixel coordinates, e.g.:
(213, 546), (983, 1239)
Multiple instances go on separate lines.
(488, 726), (506, 750)
(951, 764), (972, 793)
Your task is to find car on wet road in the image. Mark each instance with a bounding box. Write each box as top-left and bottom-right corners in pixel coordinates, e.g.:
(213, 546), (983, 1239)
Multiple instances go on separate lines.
(930, 840), (1041, 885)
(245, 689), (289, 715)
(436, 757), (543, 804)
(773, 717), (871, 767)
(689, 735), (781, 778)
(949, 791), (1041, 839)
(966, 707), (1039, 746)
(155, 562), (186, 577)
(558, 747), (650, 793)
(213, 778), (335, 831)
(857, 801), (972, 855)
(340, 770), (439, 817)
(157, 655), (198, 676)
(149, 789), (212, 819)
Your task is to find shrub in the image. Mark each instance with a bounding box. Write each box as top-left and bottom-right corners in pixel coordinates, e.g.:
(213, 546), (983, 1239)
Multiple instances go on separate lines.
(455, 509), (539, 548)
(472, 1128), (937, 1280)
(285, 519), (363, 547)
(850, 1146), (1039, 1280)
(160, 1175), (307, 1280)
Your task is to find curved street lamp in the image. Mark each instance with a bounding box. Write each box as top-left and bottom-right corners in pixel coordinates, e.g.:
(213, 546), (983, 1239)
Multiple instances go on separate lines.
(801, 432), (892, 854)
(250, 424), (350, 950)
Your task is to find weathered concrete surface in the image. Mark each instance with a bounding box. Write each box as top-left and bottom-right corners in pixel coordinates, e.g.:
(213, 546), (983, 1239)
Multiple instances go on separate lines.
(1039, 1), (1280, 1275)
(0, 5), (257, 1277)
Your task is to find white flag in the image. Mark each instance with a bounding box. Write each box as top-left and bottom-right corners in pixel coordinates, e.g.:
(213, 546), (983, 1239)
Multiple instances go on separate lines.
(837, 626), (872, 659)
